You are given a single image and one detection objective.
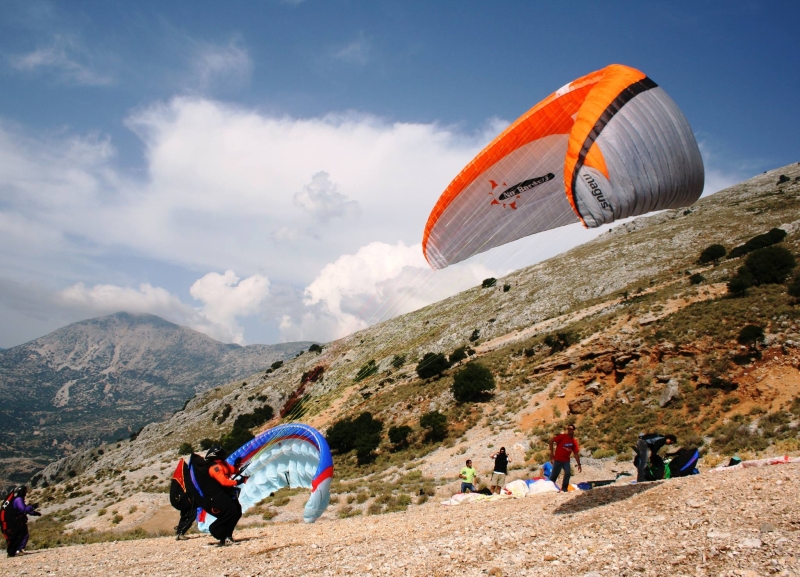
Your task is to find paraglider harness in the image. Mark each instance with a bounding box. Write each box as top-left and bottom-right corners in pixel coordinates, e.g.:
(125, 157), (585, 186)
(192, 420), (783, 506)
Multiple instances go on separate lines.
(634, 448), (700, 481)
(186, 455), (248, 514)
(1, 487), (23, 541)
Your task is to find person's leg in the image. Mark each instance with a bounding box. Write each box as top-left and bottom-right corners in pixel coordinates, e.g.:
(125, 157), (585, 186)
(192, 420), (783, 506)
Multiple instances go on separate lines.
(548, 461), (564, 488)
(636, 439), (650, 482)
(561, 462), (572, 491)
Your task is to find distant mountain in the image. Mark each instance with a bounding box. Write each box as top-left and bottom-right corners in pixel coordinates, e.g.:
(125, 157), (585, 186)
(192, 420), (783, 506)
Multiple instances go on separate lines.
(0, 312), (312, 483)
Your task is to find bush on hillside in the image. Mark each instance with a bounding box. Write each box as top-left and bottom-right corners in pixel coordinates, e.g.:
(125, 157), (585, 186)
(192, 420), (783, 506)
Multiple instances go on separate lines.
(468, 329), (480, 342)
(177, 442), (194, 455)
(308, 343), (323, 353)
(419, 411), (447, 443)
(689, 273), (704, 285)
(448, 345), (474, 365)
(270, 360), (284, 370)
(737, 325), (765, 348)
(326, 412), (383, 464)
(452, 362), (496, 403)
(544, 331), (578, 353)
(728, 228), (787, 259)
(788, 274), (800, 298)
(354, 360), (379, 382)
(742, 245), (796, 285)
(727, 268), (754, 295)
(416, 352), (451, 379)
(391, 354), (406, 369)
(481, 278), (497, 288)
(199, 438), (215, 451)
(697, 244), (726, 264)
(388, 425), (413, 449)
(216, 403), (275, 453)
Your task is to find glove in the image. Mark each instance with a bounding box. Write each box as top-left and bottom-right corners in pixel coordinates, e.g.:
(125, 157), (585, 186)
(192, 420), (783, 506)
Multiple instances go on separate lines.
(30, 510), (42, 517)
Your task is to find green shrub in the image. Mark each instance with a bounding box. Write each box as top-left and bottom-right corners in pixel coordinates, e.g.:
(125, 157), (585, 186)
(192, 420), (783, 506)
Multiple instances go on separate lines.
(270, 360), (284, 370)
(416, 352), (451, 379)
(452, 362), (496, 403)
(737, 324), (765, 347)
(177, 442), (194, 455)
(391, 354), (406, 369)
(354, 360), (379, 382)
(544, 331), (577, 353)
(698, 244), (726, 264)
(503, 284), (511, 292)
(689, 273), (704, 285)
(788, 274), (800, 297)
(199, 438), (215, 451)
(217, 403), (274, 452)
(742, 246), (796, 285)
(420, 411), (447, 443)
(216, 404), (233, 424)
(481, 278), (497, 288)
(711, 419), (769, 454)
(468, 329), (480, 342)
(388, 425), (413, 448)
(308, 343), (323, 353)
(326, 412), (383, 465)
(448, 346), (474, 364)
(727, 268), (754, 295)
(728, 228), (787, 259)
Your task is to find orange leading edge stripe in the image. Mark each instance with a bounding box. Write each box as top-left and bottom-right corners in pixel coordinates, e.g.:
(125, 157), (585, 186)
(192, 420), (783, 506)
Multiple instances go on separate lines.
(563, 64), (647, 223)
(421, 70), (603, 263)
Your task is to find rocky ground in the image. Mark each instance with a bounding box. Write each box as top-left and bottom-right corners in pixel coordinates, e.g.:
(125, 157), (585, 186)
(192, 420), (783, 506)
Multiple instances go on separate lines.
(6, 462), (799, 576)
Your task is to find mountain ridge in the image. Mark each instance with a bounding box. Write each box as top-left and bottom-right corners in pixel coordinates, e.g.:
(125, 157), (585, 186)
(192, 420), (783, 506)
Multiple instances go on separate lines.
(0, 311), (313, 484)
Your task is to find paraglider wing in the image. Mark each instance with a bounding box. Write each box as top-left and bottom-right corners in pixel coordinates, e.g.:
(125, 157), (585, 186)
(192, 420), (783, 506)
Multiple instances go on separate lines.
(197, 423), (333, 531)
(422, 64), (704, 269)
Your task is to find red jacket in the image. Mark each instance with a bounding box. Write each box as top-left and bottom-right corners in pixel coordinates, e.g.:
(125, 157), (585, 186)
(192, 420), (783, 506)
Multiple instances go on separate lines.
(208, 460), (238, 487)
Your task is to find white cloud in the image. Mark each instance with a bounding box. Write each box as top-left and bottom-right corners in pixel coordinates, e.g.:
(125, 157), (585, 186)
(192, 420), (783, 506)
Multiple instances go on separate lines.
(8, 34), (114, 86)
(332, 34), (371, 66)
(293, 171), (359, 224)
(189, 40), (252, 92)
(190, 270), (270, 343)
(278, 241), (497, 341)
(51, 271), (269, 345)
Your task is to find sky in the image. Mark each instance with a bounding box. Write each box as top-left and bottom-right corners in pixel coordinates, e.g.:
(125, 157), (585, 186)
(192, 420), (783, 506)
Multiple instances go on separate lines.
(1, 0), (798, 348)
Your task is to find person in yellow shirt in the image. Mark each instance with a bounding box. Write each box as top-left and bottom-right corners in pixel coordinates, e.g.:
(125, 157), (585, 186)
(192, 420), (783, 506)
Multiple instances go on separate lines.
(459, 459), (478, 493)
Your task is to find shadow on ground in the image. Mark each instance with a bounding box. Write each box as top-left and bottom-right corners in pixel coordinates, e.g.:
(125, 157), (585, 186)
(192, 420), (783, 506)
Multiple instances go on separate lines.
(553, 482), (661, 515)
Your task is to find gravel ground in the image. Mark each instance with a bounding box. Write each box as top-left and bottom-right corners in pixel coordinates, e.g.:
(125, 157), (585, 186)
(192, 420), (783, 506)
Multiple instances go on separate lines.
(5, 462), (799, 576)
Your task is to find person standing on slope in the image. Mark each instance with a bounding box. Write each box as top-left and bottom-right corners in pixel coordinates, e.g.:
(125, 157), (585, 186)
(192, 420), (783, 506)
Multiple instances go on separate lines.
(1, 486), (41, 557)
(459, 459), (478, 493)
(548, 425), (582, 492)
(489, 447), (511, 494)
(204, 446), (246, 546)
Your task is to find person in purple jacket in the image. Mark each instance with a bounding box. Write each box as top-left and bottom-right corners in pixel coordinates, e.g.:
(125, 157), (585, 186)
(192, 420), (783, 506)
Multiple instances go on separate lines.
(1, 486), (41, 557)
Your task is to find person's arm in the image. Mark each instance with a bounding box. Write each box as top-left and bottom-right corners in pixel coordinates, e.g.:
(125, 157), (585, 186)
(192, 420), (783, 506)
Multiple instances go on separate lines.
(209, 463), (238, 487)
(573, 446), (582, 472)
(548, 438), (556, 463)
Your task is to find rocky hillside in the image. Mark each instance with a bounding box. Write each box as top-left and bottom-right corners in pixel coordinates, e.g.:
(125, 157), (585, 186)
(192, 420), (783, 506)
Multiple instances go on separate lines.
(17, 163), (800, 561)
(0, 312), (312, 484)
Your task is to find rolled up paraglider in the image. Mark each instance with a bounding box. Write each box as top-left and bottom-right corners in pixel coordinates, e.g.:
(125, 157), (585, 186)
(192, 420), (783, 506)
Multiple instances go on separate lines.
(197, 423), (333, 531)
(423, 64), (704, 269)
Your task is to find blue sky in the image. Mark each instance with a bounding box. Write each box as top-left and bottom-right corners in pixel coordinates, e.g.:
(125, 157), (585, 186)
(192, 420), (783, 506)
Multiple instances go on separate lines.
(0, 0), (798, 347)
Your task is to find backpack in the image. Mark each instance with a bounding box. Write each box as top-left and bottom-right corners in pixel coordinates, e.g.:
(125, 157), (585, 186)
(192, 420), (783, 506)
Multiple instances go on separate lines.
(0, 487), (22, 540)
(665, 448), (700, 478)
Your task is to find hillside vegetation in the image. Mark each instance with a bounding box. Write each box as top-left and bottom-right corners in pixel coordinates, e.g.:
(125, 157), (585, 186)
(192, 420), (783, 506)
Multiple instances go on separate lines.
(21, 163), (800, 544)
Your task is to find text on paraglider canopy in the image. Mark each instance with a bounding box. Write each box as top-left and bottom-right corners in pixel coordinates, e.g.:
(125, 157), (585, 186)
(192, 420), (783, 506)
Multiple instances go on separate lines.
(583, 173), (611, 210)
